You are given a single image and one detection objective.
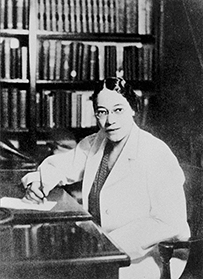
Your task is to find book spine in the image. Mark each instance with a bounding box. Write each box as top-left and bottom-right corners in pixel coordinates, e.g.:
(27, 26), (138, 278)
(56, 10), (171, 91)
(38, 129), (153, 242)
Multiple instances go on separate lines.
(4, 38), (11, 79)
(63, 0), (70, 32)
(19, 89), (27, 128)
(138, 0), (146, 34)
(89, 45), (99, 80)
(1, 88), (9, 128)
(86, 0), (93, 33)
(70, 42), (79, 81)
(81, 0), (87, 33)
(49, 40), (56, 80)
(42, 40), (50, 80)
(109, 0), (116, 33)
(0, 0), (5, 29)
(10, 87), (18, 129)
(98, 44), (105, 80)
(98, 0), (104, 33)
(45, 0), (51, 31)
(61, 42), (71, 80)
(71, 91), (77, 128)
(103, 0), (109, 33)
(65, 90), (71, 127)
(69, 0), (75, 32)
(21, 46), (28, 80)
(145, 0), (153, 34)
(55, 40), (62, 80)
(75, 0), (82, 33)
(36, 91), (41, 128)
(16, 0), (24, 29)
(92, 0), (99, 33)
(23, 0), (29, 29)
(6, 0), (13, 29)
(81, 43), (90, 80)
(38, 0), (45, 30)
(115, 0), (125, 33)
(51, 0), (57, 31)
(10, 38), (19, 79)
(57, 0), (63, 32)
(77, 42), (84, 81)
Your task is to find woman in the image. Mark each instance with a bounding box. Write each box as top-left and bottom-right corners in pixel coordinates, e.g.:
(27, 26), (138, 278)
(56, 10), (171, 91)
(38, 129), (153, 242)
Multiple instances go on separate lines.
(22, 77), (190, 279)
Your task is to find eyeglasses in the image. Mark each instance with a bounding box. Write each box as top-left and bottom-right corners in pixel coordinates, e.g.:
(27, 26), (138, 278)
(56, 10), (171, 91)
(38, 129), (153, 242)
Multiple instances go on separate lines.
(95, 107), (126, 120)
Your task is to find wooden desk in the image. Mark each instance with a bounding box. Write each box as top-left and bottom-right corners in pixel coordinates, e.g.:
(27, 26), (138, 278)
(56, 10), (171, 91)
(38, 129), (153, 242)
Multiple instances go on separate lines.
(0, 170), (130, 279)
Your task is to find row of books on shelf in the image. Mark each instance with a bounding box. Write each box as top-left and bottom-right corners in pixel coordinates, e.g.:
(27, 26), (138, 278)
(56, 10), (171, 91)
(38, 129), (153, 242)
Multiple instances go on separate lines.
(37, 0), (153, 35)
(36, 89), (96, 129)
(0, 38), (28, 79)
(1, 87), (27, 130)
(37, 40), (154, 82)
(0, 88), (96, 130)
(0, 0), (29, 30)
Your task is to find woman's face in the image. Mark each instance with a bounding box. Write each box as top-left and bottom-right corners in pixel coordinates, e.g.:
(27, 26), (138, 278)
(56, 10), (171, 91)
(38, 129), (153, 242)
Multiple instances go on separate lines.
(95, 88), (135, 142)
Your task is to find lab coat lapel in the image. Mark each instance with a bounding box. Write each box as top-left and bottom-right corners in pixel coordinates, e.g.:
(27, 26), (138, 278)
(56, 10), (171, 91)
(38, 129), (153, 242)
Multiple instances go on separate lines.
(103, 124), (140, 189)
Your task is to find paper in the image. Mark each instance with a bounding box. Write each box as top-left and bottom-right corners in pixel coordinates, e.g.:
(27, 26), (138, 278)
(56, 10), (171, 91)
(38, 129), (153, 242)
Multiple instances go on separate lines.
(0, 197), (57, 211)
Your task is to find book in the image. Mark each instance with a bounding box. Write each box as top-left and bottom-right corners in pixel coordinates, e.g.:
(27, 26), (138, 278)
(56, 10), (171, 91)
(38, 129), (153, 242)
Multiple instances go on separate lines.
(109, 0), (116, 33)
(98, 0), (104, 33)
(16, 0), (24, 29)
(0, 0), (5, 29)
(115, 0), (125, 33)
(138, 0), (146, 34)
(10, 38), (19, 79)
(50, 0), (57, 31)
(63, 0), (70, 32)
(4, 38), (11, 79)
(1, 88), (9, 128)
(71, 91), (77, 128)
(42, 40), (50, 80)
(77, 42), (84, 81)
(86, 0), (93, 33)
(89, 45), (99, 80)
(57, 0), (63, 32)
(92, 0), (99, 33)
(18, 89), (27, 128)
(65, 90), (72, 127)
(38, 0), (45, 30)
(10, 87), (18, 129)
(23, 0), (29, 29)
(70, 42), (79, 81)
(21, 46), (28, 80)
(81, 43), (90, 81)
(61, 41), (71, 80)
(45, 90), (54, 128)
(75, 0), (82, 33)
(126, 0), (138, 34)
(103, 0), (110, 33)
(146, 0), (153, 34)
(55, 40), (62, 80)
(49, 40), (56, 80)
(104, 45), (117, 78)
(44, 0), (51, 31)
(69, 0), (75, 32)
(0, 38), (4, 78)
(36, 91), (41, 128)
(81, 0), (87, 33)
(6, 0), (13, 29)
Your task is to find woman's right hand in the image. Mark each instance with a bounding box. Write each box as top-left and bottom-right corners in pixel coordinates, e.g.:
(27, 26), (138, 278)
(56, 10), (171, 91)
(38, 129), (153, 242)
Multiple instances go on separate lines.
(21, 172), (46, 204)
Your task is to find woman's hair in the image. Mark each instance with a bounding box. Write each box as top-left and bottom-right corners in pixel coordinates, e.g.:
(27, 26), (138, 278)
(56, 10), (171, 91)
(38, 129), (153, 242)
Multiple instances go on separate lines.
(92, 77), (140, 112)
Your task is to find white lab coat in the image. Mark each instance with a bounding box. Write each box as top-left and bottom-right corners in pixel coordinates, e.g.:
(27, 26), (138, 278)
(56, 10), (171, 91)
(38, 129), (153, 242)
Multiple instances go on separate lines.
(29, 123), (191, 279)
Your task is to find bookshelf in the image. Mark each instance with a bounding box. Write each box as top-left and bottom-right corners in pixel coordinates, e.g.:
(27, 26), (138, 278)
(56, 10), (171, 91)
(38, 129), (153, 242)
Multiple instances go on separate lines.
(0, 0), (163, 155)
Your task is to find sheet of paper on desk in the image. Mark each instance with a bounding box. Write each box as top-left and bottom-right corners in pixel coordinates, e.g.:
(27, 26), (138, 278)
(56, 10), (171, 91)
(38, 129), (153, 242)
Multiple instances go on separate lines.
(0, 197), (57, 211)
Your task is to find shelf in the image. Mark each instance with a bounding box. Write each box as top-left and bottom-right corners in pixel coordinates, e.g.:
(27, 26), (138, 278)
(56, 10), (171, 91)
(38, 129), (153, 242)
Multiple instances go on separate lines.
(0, 79), (29, 84)
(36, 32), (155, 44)
(0, 29), (29, 37)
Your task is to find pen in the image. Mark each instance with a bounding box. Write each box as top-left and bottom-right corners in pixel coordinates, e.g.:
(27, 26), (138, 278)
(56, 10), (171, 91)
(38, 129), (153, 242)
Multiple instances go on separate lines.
(39, 169), (46, 203)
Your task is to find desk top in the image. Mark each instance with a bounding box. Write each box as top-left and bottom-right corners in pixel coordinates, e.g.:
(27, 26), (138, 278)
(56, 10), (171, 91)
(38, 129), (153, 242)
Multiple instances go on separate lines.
(0, 169), (130, 279)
